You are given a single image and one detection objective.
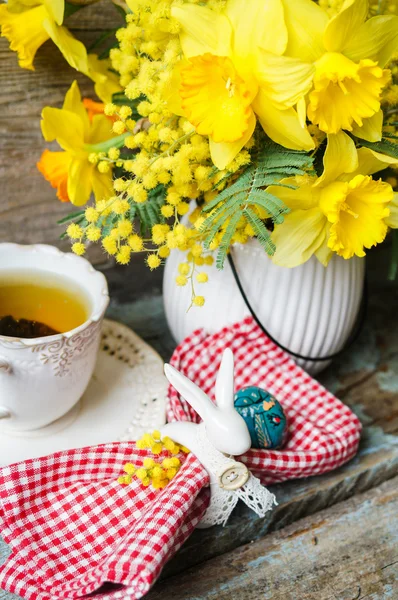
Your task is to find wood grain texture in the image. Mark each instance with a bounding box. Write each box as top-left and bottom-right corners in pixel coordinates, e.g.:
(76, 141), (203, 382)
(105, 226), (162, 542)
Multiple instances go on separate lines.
(146, 476), (398, 600)
(0, 273), (398, 599)
(0, 0), (123, 254)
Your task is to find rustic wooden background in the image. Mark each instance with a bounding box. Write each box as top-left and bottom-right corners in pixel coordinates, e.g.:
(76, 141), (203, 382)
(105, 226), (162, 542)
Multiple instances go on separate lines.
(0, 1), (119, 246)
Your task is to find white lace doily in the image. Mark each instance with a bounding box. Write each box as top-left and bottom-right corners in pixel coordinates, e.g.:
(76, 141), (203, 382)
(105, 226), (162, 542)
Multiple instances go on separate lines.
(0, 319), (167, 466)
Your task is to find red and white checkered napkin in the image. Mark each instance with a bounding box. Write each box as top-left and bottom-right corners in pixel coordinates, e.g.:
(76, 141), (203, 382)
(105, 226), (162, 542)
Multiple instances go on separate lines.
(0, 316), (362, 600)
(0, 444), (209, 600)
(168, 317), (362, 485)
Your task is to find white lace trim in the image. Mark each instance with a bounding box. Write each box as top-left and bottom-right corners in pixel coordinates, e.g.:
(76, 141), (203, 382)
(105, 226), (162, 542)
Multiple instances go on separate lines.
(195, 424), (277, 527)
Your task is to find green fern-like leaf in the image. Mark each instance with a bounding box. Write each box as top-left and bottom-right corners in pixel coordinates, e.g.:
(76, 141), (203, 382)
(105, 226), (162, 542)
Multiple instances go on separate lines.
(129, 185), (166, 236)
(201, 138), (314, 268)
(353, 135), (398, 159)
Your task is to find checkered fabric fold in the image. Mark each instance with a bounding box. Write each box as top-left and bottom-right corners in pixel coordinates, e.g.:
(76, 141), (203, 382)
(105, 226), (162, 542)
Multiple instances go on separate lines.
(0, 444), (209, 600)
(0, 316), (361, 600)
(168, 317), (362, 485)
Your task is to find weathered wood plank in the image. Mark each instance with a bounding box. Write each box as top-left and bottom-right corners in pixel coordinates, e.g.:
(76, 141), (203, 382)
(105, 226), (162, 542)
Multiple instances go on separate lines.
(146, 476), (398, 600)
(0, 0), (123, 251)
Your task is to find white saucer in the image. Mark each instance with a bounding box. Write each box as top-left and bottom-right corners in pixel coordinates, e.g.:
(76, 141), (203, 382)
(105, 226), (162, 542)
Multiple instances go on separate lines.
(1, 319), (168, 466)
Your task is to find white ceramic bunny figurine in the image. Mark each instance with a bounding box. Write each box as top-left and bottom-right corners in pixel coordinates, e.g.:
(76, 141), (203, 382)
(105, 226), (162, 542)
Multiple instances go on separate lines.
(161, 349), (277, 527)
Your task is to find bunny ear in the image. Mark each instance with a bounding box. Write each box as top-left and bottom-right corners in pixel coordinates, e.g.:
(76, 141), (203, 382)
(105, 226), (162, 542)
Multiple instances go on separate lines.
(215, 348), (235, 410)
(164, 364), (215, 421)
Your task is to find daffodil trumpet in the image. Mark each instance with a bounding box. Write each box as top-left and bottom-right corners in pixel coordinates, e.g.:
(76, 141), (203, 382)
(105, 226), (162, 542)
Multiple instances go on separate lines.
(169, 0), (316, 169)
(269, 131), (398, 267)
(38, 81), (115, 206)
(280, 0), (398, 141)
(0, 0), (90, 72)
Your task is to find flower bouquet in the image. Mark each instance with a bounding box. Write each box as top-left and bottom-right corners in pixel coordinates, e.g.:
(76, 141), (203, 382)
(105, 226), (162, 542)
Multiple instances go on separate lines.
(1, 0), (398, 366)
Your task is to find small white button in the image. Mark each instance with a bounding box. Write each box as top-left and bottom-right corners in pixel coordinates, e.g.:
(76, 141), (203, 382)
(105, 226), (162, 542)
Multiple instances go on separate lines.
(218, 462), (249, 490)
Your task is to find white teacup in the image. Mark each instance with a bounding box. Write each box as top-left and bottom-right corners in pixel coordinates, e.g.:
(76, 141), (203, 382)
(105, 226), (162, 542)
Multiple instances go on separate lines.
(0, 244), (109, 432)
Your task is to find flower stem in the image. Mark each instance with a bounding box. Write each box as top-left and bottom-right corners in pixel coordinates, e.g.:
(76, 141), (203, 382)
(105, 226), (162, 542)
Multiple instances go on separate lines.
(84, 133), (129, 154)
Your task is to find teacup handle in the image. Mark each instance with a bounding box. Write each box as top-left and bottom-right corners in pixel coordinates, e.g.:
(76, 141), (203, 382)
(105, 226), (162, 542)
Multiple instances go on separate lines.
(0, 357), (12, 419)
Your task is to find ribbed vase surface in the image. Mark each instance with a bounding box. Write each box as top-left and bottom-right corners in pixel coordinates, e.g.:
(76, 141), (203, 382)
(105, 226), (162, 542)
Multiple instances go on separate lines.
(163, 239), (365, 374)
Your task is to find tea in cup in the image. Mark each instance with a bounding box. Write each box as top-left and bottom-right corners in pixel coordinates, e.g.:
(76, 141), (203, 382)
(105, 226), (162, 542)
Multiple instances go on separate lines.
(0, 244), (109, 432)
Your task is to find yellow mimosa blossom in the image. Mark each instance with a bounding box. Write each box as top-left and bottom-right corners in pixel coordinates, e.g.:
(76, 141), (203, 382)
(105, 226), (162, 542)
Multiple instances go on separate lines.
(269, 132), (398, 266)
(0, 0), (89, 72)
(169, 0), (316, 169)
(281, 0), (398, 140)
(38, 81), (116, 206)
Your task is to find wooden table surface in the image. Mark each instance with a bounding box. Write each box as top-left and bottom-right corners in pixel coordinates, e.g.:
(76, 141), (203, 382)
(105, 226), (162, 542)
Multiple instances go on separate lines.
(0, 1), (398, 598)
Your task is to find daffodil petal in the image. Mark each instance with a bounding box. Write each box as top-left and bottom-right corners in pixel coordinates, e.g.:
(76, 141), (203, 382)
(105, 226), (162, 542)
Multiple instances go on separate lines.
(327, 174), (391, 259)
(88, 114), (113, 145)
(351, 110), (383, 143)
(323, 0), (368, 53)
(209, 111), (256, 170)
(256, 51), (314, 108)
(42, 0), (64, 25)
(272, 207), (328, 267)
(165, 61), (185, 117)
(355, 147), (398, 177)
(315, 234), (333, 267)
(225, 0), (287, 58)
(180, 54), (254, 143)
(253, 92), (315, 151)
(7, 1), (36, 13)
(297, 97), (307, 129)
(343, 15), (398, 68)
(0, 4), (50, 70)
(42, 19), (89, 74)
(266, 178), (318, 210)
(171, 4), (232, 58)
(37, 149), (71, 203)
(307, 54), (389, 135)
(280, 0), (327, 62)
(87, 54), (122, 104)
(315, 131), (358, 187)
(67, 158), (94, 206)
(386, 193), (398, 229)
(62, 80), (90, 138)
(41, 107), (85, 152)
(92, 170), (114, 203)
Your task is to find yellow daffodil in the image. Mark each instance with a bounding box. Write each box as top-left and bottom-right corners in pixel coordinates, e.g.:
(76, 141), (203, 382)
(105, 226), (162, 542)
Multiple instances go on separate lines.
(0, 0), (89, 72)
(169, 0), (316, 169)
(269, 131), (398, 266)
(281, 0), (398, 141)
(87, 54), (123, 104)
(38, 81), (119, 206)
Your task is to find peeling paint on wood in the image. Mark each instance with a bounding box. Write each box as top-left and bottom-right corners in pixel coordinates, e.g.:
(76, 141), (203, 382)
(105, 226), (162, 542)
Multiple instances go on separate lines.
(146, 477), (398, 600)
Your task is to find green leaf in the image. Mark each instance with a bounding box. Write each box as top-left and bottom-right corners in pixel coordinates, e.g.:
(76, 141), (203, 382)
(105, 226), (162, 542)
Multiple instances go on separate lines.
(215, 211), (242, 269)
(64, 2), (83, 19)
(99, 42), (120, 60)
(113, 2), (128, 17)
(129, 185), (167, 236)
(111, 93), (143, 119)
(88, 29), (119, 53)
(353, 136), (398, 159)
(57, 211), (85, 225)
(200, 136), (312, 263)
(243, 207), (275, 255)
(389, 230), (398, 280)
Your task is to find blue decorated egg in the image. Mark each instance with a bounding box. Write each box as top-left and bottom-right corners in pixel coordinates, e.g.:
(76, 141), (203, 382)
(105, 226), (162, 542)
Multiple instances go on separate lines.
(234, 386), (287, 449)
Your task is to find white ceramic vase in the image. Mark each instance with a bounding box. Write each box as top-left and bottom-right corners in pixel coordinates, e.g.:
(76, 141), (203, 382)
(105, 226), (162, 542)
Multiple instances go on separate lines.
(163, 239), (365, 375)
